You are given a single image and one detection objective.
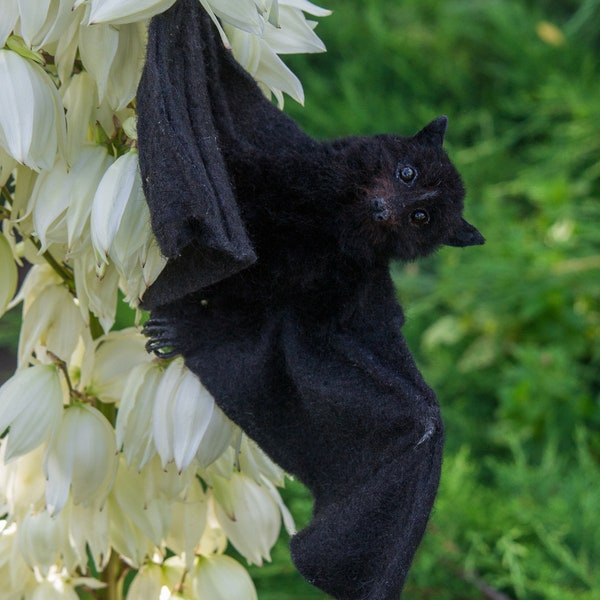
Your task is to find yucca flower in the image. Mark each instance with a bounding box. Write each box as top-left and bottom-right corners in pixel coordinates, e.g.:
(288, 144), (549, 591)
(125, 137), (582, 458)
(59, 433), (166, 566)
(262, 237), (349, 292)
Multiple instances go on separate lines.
(0, 49), (66, 172)
(153, 359), (236, 473)
(0, 0), (330, 595)
(44, 404), (118, 515)
(0, 365), (64, 463)
(192, 554), (258, 600)
(210, 473), (282, 566)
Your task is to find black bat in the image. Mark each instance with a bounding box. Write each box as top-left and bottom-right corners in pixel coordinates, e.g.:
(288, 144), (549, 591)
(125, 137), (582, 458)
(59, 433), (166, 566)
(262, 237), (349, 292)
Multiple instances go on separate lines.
(137, 1), (484, 598)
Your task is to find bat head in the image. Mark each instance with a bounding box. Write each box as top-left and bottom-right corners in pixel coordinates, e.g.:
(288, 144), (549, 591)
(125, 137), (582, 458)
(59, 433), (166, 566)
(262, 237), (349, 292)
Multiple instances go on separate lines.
(345, 116), (484, 262)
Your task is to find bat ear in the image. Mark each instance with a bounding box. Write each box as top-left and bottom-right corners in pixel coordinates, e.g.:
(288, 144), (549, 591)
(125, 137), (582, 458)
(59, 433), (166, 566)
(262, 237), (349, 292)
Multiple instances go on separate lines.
(414, 116), (448, 146)
(443, 218), (485, 247)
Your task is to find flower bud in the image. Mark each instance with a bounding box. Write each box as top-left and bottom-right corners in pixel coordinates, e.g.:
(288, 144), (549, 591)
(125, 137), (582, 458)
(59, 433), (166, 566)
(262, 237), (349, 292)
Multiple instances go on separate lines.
(0, 49), (66, 172)
(44, 404), (118, 516)
(0, 364), (64, 463)
(211, 473), (281, 566)
(192, 554), (257, 600)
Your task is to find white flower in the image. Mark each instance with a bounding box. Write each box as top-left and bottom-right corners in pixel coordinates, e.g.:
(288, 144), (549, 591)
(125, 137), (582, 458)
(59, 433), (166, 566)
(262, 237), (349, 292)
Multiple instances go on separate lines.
(0, 232), (18, 318)
(87, 0), (177, 25)
(16, 0), (77, 49)
(153, 359), (234, 473)
(44, 404), (118, 516)
(0, 442), (46, 517)
(192, 554), (257, 600)
(0, 146), (16, 186)
(0, 520), (37, 596)
(78, 22), (146, 110)
(0, 49), (66, 172)
(90, 150), (146, 267)
(127, 562), (164, 600)
(29, 579), (79, 600)
(63, 499), (110, 571)
(211, 473), (281, 566)
(107, 458), (170, 566)
(0, 364), (64, 463)
(18, 283), (87, 366)
(0, 1), (19, 48)
(17, 508), (68, 576)
(164, 479), (207, 571)
(73, 247), (120, 334)
(88, 328), (151, 403)
(116, 362), (163, 470)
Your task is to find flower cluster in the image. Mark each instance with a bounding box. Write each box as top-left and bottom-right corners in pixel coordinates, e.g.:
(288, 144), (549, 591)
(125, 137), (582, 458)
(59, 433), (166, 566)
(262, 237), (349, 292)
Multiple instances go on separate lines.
(0, 1), (329, 598)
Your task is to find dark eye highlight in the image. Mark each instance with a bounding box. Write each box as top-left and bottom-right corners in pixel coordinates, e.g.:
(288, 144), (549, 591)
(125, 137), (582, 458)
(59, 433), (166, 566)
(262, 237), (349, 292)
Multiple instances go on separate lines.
(410, 209), (430, 226)
(396, 165), (417, 184)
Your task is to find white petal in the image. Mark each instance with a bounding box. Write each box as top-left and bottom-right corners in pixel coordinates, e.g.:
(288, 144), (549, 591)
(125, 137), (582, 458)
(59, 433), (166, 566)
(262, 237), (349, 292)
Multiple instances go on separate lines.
(88, 0), (176, 25)
(263, 6), (326, 54)
(30, 157), (70, 252)
(105, 22), (147, 111)
(0, 364), (64, 462)
(16, 0), (52, 47)
(0, 0), (19, 48)
(0, 441), (46, 516)
(195, 407), (237, 468)
(90, 150), (139, 263)
(55, 5), (84, 84)
(73, 247), (120, 333)
(66, 500), (111, 570)
(78, 22), (119, 104)
(279, 0), (331, 17)
(127, 563), (163, 600)
(204, 0), (263, 35)
(44, 404), (118, 514)
(17, 508), (67, 575)
(62, 72), (100, 165)
(116, 362), (161, 470)
(65, 145), (114, 252)
(109, 459), (171, 546)
(0, 232), (18, 317)
(0, 50), (66, 171)
(172, 369), (217, 473)
(211, 473), (281, 565)
(165, 480), (207, 571)
(18, 283), (85, 365)
(192, 554), (257, 600)
(90, 328), (151, 403)
(109, 154), (152, 273)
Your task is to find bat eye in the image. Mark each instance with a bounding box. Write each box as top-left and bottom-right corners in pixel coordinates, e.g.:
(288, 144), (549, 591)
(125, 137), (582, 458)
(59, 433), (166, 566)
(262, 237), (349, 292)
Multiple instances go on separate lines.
(410, 209), (430, 226)
(397, 165), (417, 183)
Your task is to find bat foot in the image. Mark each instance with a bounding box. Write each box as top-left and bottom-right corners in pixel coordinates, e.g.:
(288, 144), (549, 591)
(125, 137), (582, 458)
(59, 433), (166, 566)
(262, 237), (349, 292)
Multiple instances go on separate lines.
(142, 318), (181, 358)
(370, 197), (391, 222)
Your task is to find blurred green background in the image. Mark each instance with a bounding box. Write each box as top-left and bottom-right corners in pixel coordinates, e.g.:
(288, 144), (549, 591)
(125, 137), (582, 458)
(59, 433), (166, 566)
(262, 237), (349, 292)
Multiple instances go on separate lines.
(1, 0), (598, 598)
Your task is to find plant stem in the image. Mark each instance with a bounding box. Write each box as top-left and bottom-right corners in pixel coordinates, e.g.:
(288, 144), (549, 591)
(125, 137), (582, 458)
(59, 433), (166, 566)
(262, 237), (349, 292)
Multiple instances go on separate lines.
(102, 552), (121, 600)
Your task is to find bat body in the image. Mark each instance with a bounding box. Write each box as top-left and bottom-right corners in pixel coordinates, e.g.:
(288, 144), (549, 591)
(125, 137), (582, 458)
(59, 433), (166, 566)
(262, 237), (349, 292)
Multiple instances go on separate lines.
(137, 1), (484, 598)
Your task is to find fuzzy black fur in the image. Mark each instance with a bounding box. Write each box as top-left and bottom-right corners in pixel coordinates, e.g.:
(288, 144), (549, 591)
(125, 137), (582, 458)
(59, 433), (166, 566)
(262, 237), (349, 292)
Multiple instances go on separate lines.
(137, 1), (484, 598)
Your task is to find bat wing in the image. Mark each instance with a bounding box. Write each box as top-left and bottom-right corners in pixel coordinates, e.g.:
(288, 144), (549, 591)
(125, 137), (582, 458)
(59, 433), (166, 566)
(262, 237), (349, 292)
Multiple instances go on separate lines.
(137, 0), (314, 308)
(144, 270), (443, 600)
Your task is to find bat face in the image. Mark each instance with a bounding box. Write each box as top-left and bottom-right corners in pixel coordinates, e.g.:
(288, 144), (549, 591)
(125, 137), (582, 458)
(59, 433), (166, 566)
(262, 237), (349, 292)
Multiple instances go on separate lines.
(336, 117), (484, 263)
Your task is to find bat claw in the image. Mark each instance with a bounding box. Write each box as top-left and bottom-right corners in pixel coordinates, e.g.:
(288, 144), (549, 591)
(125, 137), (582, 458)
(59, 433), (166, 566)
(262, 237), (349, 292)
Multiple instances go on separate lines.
(142, 318), (181, 358)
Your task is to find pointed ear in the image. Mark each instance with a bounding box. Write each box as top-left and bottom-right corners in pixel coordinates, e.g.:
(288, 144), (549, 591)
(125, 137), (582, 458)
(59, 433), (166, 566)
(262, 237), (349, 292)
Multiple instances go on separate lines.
(444, 218), (485, 247)
(414, 116), (448, 146)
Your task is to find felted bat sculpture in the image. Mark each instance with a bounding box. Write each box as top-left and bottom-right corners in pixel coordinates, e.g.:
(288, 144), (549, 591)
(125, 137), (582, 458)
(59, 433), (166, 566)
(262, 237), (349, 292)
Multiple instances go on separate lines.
(137, 1), (484, 598)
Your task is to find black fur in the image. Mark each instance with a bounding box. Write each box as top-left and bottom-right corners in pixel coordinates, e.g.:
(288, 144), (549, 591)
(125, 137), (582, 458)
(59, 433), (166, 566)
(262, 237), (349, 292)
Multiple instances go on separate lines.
(137, 1), (484, 598)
